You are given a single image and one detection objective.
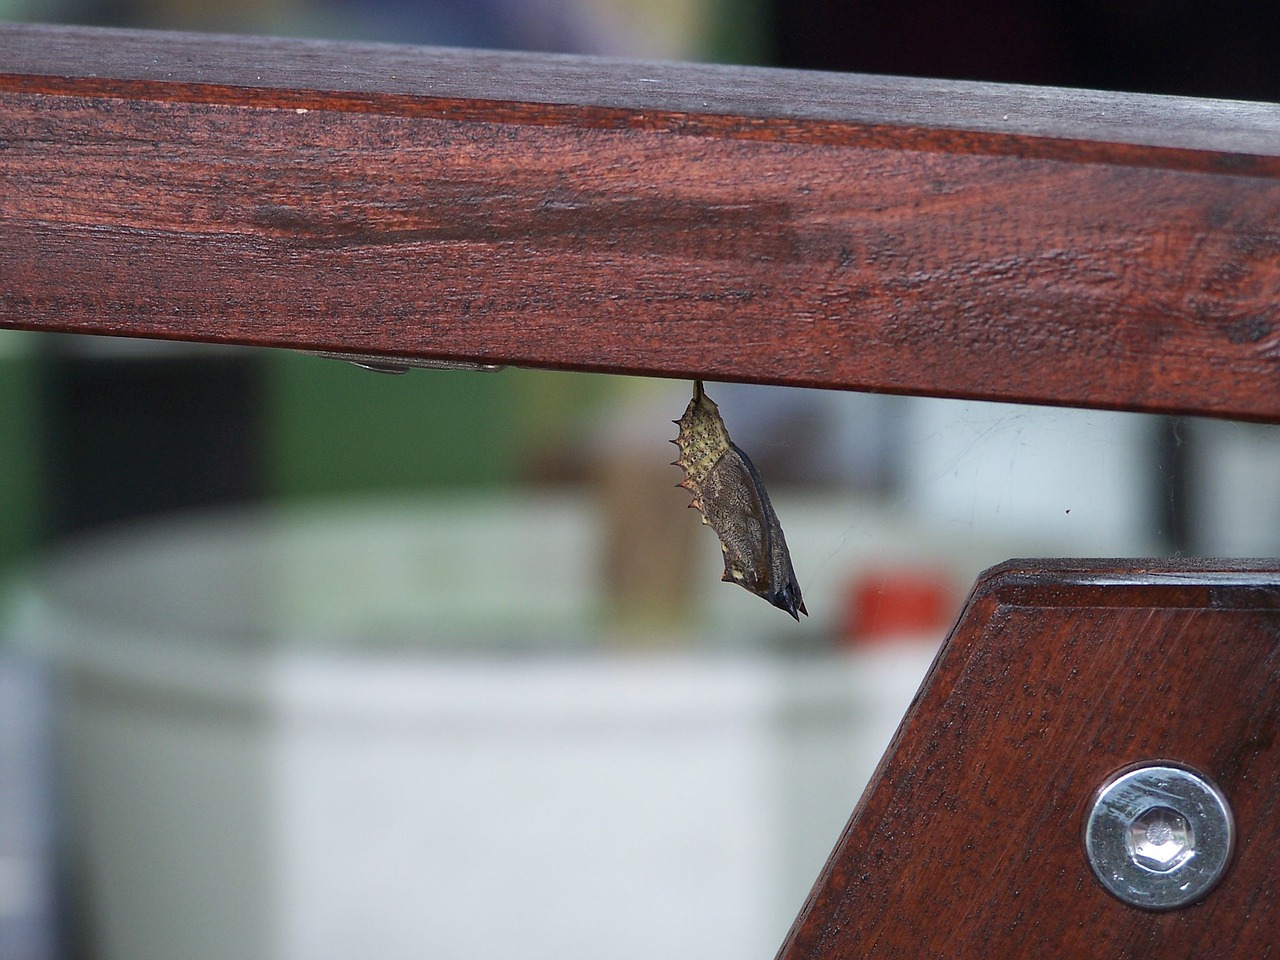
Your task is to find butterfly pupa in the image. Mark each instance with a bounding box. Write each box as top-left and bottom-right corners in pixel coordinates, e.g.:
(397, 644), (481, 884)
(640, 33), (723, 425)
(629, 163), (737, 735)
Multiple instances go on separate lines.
(671, 381), (807, 620)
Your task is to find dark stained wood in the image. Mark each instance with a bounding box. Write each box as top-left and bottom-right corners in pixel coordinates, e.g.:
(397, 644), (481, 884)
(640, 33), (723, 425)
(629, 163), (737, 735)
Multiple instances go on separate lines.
(1, 24), (1279, 420)
(777, 560), (1280, 960)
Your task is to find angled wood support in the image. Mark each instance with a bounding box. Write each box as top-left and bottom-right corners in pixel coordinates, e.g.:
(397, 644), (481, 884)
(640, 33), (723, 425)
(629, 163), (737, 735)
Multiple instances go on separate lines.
(779, 561), (1280, 959)
(2, 23), (1279, 420)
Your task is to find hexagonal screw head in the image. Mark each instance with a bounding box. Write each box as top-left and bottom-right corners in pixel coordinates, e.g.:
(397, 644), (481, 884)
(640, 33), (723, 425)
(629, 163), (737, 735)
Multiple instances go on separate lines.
(1085, 762), (1234, 910)
(1126, 806), (1195, 873)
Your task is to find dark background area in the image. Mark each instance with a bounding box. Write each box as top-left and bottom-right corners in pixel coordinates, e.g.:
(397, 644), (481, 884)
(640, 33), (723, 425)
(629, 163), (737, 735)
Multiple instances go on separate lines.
(771, 0), (1280, 101)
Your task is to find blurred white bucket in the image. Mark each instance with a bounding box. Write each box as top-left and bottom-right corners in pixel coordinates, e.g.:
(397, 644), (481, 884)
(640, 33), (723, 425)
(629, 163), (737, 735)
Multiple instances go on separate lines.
(10, 495), (936, 960)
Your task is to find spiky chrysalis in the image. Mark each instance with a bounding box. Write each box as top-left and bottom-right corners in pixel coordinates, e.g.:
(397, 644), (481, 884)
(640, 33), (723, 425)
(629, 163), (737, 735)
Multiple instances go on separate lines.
(672, 381), (807, 620)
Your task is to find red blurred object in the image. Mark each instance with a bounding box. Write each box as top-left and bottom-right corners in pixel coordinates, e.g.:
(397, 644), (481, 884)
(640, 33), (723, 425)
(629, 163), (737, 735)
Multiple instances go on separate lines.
(842, 567), (959, 645)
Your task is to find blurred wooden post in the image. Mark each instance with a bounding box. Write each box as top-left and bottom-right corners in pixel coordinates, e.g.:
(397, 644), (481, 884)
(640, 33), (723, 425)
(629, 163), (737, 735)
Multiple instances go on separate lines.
(2, 23), (1279, 959)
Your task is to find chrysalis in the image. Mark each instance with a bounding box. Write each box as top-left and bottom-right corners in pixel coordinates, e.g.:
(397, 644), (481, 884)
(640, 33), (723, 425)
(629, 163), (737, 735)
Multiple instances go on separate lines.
(671, 381), (807, 620)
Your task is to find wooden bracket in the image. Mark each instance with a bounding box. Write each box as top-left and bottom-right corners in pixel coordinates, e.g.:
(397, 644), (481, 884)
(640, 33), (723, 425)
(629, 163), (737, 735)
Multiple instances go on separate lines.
(778, 560), (1280, 958)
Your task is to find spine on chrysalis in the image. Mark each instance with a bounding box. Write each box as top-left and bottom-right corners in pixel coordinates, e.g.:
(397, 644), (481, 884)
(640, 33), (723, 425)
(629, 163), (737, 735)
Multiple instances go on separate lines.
(670, 380), (730, 519)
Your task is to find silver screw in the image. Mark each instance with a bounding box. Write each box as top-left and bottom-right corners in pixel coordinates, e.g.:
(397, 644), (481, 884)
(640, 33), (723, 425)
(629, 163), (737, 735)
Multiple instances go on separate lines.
(1083, 762), (1234, 911)
(1126, 805), (1193, 872)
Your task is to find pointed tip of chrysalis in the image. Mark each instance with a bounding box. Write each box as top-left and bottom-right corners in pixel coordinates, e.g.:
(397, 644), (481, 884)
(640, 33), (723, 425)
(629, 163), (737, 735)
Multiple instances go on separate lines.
(770, 582), (808, 621)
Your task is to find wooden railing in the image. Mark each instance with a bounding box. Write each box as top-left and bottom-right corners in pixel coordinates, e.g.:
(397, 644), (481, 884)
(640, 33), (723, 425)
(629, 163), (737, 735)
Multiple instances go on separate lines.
(2, 22), (1279, 421)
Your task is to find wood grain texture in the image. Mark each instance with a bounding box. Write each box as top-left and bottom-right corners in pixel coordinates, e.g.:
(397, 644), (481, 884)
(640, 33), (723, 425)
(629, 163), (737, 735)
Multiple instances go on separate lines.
(2, 23), (1280, 420)
(777, 560), (1280, 960)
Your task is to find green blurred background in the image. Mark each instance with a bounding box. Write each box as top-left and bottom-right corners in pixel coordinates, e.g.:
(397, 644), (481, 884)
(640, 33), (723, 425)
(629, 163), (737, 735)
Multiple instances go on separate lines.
(0, 332), (38, 580)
